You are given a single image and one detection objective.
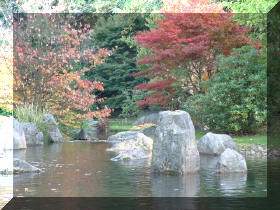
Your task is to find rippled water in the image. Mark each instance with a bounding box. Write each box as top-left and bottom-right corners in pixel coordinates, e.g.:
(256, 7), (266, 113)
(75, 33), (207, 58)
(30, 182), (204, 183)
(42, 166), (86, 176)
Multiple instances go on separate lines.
(9, 142), (266, 198)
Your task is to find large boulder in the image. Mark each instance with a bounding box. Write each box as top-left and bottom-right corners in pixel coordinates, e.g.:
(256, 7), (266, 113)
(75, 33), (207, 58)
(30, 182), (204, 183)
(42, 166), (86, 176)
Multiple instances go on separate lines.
(107, 133), (153, 161)
(151, 110), (200, 174)
(111, 147), (149, 161)
(81, 118), (99, 139)
(216, 148), (247, 173)
(22, 122), (44, 145)
(13, 118), (27, 149)
(139, 125), (158, 137)
(197, 132), (237, 155)
(107, 131), (142, 141)
(42, 113), (63, 143)
(133, 112), (159, 125)
(0, 117), (26, 150)
(13, 158), (41, 174)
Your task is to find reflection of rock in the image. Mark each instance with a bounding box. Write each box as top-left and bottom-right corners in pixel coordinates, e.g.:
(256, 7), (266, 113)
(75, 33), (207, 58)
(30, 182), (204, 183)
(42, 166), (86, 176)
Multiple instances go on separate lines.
(42, 113), (63, 143)
(217, 149), (247, 173)
(13, 158), (41, 174)
(22, 122), (44, 145)
(107, 131), (141, 141)
(151, 173), (200, 197)
(218, 173), (247, 195)
(151, 110), (200, 174)
(108, 133), (153, 161)
(197, 132), (237, 155)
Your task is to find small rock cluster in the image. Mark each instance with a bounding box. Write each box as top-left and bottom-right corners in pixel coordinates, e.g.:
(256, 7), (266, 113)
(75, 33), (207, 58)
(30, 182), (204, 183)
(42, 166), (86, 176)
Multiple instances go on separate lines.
(238, 144), (267, 158)
(197, 132), (247, 173)
(268, 148), (280, 158)
(0, 114), (63, 174)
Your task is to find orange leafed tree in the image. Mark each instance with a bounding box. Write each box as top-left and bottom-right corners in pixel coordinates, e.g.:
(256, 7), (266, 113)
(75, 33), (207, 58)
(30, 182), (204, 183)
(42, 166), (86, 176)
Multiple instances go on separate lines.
(14, 14), (111, 126)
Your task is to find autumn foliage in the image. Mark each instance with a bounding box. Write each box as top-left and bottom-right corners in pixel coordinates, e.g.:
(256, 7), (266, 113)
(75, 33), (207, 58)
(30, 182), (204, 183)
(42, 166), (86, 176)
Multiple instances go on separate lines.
(132, 1), (255, 109)
(14, 14), (111, 127)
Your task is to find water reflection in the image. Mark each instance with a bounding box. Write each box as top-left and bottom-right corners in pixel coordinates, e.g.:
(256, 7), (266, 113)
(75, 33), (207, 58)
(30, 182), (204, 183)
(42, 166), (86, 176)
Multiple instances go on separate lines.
(151, 173), (200, 197)
(217, 173), (247, 196)
(8, 142), (266, 197)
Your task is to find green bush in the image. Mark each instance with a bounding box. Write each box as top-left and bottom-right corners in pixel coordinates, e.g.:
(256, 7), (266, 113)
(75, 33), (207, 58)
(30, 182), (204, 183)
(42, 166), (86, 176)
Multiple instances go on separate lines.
(184, 46), (267, 134)
(14, 103), (52, 143)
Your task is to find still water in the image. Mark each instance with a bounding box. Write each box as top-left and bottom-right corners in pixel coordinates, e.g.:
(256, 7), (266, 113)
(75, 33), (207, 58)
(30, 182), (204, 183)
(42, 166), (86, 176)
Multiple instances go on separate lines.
(11, 142), (266, 197)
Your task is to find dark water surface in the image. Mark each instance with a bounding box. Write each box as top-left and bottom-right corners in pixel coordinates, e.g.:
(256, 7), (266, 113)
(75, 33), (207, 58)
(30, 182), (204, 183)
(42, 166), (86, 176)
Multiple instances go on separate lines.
(12, 142), (266, 198)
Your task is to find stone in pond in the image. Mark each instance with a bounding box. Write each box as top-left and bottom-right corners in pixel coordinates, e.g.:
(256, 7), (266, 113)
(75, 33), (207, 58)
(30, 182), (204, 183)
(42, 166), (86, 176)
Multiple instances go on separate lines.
(216, 148), (247, 173)
(22, 122), (44, 145)
(0, 117), (27, 150)
(108, 133), (153, 161)
(151, 110), (200, 174)
(42, 113), (63, 143)
(107, 130), (141, 141)
(111, 147), (148, 161)
(197, 132), (237, 155)
(13, 158), (41, 174)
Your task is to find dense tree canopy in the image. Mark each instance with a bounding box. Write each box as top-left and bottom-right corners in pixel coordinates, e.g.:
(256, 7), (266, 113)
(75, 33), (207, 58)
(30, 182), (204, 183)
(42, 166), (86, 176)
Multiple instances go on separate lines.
(86, 14), (149, 115)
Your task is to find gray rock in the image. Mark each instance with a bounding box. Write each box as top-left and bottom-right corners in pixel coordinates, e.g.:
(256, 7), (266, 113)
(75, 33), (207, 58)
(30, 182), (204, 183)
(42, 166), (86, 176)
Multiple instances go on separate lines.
(133, 112), (159, 125)
(0, 117), (26, 150)
(107, 133), (153, 153)
(107, 130), (142, 141)
(42, 113), (63, 143)
(81, 118), (99, 139)
(216, 148), (247, 173)
(197, 132), (237, 155)
(151, 110), (200, 174)
(22, 122), (44, 145)
(78, 129), (90, 140)
(111, 147), (149, 161)
(13, 118), (27, 149)
(108, 133), (153, 161)
(139, 125), (158, 136)
(13, 158), (41, 173)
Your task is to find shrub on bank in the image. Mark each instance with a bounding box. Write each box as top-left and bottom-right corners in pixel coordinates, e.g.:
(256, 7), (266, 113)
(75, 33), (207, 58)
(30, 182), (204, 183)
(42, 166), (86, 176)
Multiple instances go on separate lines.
(184, 46), (267, 134)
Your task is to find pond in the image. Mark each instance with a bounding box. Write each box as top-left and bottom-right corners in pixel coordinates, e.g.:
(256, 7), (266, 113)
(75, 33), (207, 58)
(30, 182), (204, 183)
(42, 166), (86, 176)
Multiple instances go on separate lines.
(9, 141), (266, 198)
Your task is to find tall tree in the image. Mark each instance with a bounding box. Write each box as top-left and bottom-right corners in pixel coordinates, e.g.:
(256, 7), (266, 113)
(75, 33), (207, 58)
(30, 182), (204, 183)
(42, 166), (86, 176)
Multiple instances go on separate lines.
(86, 14), (149, 115)
(14, 14), (111, 126)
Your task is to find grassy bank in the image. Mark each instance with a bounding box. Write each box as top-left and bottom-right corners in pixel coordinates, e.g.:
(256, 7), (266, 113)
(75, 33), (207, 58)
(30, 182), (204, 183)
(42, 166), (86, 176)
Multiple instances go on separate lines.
(109, 118), (267, 146)
(196, 130), (267, 146)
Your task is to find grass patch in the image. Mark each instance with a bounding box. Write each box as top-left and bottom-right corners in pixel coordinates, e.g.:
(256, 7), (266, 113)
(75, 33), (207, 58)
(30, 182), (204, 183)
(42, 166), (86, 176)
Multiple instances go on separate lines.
(233, 135), (267, 146)
(195, 130), (267, 146)
(108, 117), (136, 132)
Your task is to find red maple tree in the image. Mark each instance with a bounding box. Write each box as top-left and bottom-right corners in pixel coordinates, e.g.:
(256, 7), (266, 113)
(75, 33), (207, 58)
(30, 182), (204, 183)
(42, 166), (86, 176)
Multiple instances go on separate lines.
(133, 10), (256, 109)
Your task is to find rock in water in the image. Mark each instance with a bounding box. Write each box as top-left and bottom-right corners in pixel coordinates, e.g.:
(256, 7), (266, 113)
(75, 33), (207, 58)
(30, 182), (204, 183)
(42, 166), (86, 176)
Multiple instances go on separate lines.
(216, 148), (247, 173)
(22, 122), (44, 145)
(107, 131), (142, 141)
(13, 158), (41, 174)
(0, 117), (26, 150)
(78, 129), (89, 140)
(42, 113), (63, 143)
(151, 110), (200, 174)
(197, 132), (237, 155)
(107, 133), (153, 161)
